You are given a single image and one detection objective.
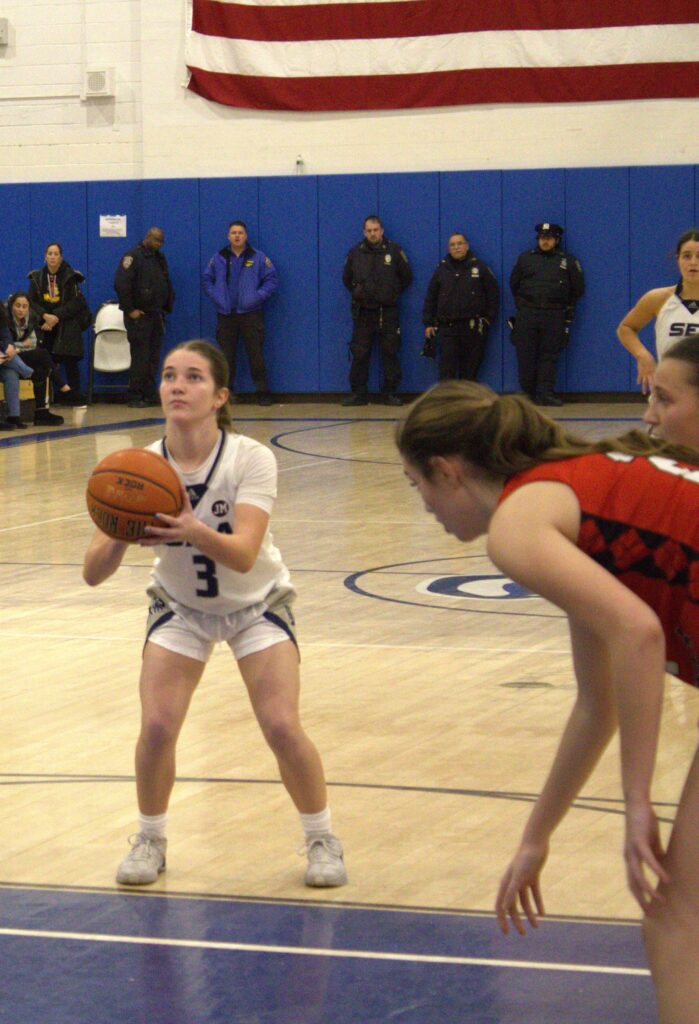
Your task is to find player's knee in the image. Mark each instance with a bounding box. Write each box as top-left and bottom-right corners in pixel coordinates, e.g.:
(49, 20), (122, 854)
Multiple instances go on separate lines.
(139, 714), (180, 751)
(259, 711), (300, 753)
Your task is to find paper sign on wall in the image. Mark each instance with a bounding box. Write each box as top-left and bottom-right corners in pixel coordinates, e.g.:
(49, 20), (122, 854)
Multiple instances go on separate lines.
(99, 214), (127, 237)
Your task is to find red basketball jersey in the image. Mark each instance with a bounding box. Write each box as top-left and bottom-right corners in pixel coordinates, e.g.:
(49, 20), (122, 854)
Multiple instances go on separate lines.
(500, 452), (699, 686)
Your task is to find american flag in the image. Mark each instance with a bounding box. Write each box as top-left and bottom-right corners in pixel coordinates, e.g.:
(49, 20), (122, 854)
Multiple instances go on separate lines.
(186, 1), (699, 112)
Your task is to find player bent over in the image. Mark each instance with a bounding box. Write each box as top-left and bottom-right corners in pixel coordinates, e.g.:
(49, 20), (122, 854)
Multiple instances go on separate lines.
(83, 340), (347, 889)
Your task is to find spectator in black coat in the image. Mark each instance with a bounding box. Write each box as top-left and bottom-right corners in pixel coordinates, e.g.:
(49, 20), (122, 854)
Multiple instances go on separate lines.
(28, 242), (90, 406)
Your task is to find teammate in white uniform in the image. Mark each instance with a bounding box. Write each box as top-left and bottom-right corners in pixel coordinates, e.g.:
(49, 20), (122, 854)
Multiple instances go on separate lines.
(617, 228), (699, 393)
(83, 340), (347, 888)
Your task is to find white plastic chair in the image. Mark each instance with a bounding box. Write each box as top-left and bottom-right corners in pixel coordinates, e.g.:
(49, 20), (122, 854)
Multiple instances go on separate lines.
(88, 302), (131, 403)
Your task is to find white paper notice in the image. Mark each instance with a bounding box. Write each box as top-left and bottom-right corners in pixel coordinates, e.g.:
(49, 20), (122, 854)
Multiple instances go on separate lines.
(99, 214), (127, 237)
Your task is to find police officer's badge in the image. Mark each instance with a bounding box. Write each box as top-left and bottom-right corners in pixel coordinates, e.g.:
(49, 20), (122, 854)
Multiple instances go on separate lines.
(122, 255), (133, 269)
(384, 254), (392, 264)
(471, 267), (479, 277)
(560, 258), (567, 269)
(244, 260), (254, 267)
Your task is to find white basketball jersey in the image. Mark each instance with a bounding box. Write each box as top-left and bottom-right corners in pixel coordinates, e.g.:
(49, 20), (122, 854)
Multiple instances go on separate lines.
(146, 431), (294, 614)
(655, 287), (699, 358)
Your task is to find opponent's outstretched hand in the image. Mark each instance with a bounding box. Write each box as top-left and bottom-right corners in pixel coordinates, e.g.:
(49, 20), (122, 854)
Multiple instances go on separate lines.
(624, 800), (669, 912)
(495, 841), (548, 936)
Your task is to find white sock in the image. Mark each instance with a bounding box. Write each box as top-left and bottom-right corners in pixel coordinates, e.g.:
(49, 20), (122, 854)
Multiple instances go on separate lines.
(138, 812), (167, 840)
(300, 808), (332, 838)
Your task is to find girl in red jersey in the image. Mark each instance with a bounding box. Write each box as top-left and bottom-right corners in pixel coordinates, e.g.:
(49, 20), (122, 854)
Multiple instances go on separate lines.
(397, 379), (699, 1024)
(644, 336), (699, 450)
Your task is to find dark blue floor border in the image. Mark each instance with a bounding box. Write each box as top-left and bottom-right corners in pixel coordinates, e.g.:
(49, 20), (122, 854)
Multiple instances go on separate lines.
(0, 411), (644, 452)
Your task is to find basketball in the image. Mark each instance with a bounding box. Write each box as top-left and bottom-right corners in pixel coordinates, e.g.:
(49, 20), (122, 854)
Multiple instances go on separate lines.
(86, 448), (183, 542)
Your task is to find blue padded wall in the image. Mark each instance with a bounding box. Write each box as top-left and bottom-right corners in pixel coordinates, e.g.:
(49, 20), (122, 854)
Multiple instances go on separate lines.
(0, 164), (696, 398)
(259, 176), (319, 393)
(565, 167), (629, 392)
(29, 182), (88, 284)
(0, 185), (31, 302)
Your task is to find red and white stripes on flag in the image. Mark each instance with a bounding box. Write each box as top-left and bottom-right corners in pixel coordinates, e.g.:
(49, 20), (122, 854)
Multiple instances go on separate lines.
(186, 1), (699, 112)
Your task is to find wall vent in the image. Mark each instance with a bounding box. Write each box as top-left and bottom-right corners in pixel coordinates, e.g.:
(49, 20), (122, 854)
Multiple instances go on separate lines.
(83, 68), (115, 99)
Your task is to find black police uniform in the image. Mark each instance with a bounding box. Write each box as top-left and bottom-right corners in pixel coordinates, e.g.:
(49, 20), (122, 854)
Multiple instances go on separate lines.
(509, 224), (584, 404)
(422, 250), (499, 381)
(342, 237), (412, 401)
(114, 243), (175, 405)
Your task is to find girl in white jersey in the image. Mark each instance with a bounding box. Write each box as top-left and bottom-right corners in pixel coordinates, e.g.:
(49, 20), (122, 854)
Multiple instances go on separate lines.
(83, 340), (347, 889)
(617, 228), (699, 393)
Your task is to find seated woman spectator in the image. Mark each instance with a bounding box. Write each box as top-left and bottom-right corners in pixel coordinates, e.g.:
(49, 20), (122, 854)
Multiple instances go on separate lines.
(7, 291), (64, 426)
(0, 303), (33, 430)
(28, 242), (90, 406)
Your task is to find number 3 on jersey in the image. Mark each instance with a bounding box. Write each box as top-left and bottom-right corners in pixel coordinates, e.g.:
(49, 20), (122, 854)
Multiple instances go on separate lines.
(193, 554), (218, 598)
(192, 522), (233, 598)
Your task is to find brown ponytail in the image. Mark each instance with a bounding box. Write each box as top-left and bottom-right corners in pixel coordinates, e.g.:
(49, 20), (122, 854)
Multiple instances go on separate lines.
(396, 381), (699, 479)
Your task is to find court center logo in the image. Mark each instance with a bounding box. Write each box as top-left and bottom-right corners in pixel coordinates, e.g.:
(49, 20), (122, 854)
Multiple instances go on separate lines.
(416, 574), (534, 600)
(344, 557), (556, 619)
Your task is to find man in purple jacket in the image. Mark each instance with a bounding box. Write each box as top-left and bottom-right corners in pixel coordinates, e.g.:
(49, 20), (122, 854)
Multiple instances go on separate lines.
(203, 221), (279, 406)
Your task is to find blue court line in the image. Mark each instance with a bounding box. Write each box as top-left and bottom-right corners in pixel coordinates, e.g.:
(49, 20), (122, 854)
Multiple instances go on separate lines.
(0, 771), (677, 828)
(0, 415), (348, 450)
(270, 420), (398, 463)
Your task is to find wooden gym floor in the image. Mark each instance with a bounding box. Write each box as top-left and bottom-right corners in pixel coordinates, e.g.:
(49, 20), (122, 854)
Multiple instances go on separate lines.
(1, 397), (690, 1023)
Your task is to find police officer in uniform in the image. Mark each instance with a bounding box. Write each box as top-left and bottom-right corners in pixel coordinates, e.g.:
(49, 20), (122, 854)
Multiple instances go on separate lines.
(509, 223), (584, 406)
(114, 227), (175, 408)
(422, 233), (499, 381)
(342, 215), (412, 406)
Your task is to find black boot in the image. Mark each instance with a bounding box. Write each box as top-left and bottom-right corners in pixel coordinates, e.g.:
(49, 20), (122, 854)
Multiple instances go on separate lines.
(34, 408), (65, 426)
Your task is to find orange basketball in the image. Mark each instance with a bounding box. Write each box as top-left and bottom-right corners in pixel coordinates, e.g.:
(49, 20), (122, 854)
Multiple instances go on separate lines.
(86, 448), (183, 542)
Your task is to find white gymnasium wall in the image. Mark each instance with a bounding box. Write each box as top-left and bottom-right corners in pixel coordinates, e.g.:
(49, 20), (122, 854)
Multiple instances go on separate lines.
(1, 0), (697, 183)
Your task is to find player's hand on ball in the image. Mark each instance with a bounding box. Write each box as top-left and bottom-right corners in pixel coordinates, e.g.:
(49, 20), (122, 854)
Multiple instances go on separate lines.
(139, 486), (196, 545)
(495, 841), (548, 936)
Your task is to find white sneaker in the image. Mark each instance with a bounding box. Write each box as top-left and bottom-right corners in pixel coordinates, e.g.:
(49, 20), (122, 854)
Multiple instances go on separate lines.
(303, 835), (347, 887)
(116, 833), (167, 885)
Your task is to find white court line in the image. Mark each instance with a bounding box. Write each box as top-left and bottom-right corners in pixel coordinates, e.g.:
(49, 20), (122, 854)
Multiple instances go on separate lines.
(0, 927), (650, 976)
(0, 512), (87, 533)
(278, 459), (328, 473)
(0, 630), (571, 654)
